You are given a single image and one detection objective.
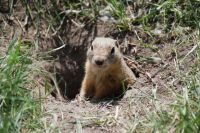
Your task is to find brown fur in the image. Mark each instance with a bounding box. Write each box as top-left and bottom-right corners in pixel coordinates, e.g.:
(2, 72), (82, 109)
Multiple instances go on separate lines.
(80, 37), (136, 100)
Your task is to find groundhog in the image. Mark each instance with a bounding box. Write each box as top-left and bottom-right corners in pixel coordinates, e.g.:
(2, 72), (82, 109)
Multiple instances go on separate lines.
(80, 37), (136, 100)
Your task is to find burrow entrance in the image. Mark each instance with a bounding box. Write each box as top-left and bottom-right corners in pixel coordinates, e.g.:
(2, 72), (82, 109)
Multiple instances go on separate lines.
(45, 20), (141, 99)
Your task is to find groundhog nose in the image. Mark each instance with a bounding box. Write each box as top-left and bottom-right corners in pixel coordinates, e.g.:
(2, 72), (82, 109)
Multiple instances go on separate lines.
(95, 60), (104, 66)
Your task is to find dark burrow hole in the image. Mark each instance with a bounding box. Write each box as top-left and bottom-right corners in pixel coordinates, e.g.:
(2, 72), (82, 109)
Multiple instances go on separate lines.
(45, 20), (140, 100)
(48, 20), (97, 99)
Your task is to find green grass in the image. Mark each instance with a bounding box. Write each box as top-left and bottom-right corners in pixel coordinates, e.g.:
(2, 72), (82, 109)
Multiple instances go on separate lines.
(145, 32), (200, 132)
(0, 37), (46, 132)
(173, 44), (200, 132)
(106, 0), (132, 31)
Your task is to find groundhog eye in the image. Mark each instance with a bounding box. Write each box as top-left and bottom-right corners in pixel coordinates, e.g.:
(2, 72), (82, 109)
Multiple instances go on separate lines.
(111, 47), (115, 54)
(91, 45), (93, 50)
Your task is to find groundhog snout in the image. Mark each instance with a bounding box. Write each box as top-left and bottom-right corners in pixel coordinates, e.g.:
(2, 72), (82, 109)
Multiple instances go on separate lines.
(95, 59), (104, 66)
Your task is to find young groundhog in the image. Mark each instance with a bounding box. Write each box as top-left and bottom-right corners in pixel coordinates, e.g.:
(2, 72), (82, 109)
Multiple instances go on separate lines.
(80, 37), (136, 100)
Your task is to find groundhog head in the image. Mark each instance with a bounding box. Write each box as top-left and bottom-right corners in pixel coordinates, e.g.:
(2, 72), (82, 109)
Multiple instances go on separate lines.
(87, 37), (121, 69)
